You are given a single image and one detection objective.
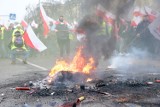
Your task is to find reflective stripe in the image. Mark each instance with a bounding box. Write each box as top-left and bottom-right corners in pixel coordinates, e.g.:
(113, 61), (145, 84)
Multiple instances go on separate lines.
(12, 29), (24, 37)
(0, 27), (5, 40)
(98, 21), (106, 35)
(11, 37), (27, 50)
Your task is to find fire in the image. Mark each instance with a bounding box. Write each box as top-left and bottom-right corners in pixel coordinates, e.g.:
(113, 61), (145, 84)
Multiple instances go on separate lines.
(86, 78), (93, 82)
(48, 47), (96, 82)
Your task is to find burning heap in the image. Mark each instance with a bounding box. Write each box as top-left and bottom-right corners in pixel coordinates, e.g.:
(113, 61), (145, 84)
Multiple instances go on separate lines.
(47, 47), (96, 83)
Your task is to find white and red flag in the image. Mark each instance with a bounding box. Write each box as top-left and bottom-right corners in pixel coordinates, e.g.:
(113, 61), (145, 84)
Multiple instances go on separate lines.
(131, 7), (144, 27)
(96, 4), (106, 18)
(131, 16), (143, 27)
(47, 16), (56, 24)
(21, 19), (28, 29)
(96, 5), (115, 26)
(144, 6), (159, 22)
(40, 4), (50, 37)
(31, 20), (38, 29)
(149, 15), (160, 41)
(104, 12), (115, 26)
(23, 25), (47, 52)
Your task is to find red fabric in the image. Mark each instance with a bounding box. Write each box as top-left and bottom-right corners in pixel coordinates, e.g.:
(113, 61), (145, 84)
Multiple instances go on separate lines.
(40, 12), (49, 37)
(40, 8), (49, 37)
(21, 20), (28, 28)
(23, 31), (37, 51)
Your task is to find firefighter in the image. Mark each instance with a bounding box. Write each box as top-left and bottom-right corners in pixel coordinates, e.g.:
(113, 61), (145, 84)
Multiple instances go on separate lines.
(55, 16), (70, 58)
(10, 31), (29, 64)
(0, 25), (7, 58)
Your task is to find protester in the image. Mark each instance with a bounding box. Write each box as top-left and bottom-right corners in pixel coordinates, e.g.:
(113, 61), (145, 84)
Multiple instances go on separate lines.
(5, 24), (15, 57)
(10, 31), (29, 64)
(55, 16), (70, 59)
(136, 15), (155, 54)
(0, 25), (7, 58)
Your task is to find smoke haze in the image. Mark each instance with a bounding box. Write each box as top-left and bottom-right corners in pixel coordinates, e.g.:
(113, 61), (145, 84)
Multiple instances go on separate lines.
(78, 0), (135, 65)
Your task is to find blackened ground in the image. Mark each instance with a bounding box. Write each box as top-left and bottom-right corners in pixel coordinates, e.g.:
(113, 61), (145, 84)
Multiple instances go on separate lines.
(0, 56), (160, 107)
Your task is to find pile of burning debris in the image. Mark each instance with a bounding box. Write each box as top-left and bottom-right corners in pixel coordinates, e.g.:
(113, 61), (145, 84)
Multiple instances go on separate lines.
(10, 63), (160, 106)
(12, 47), (160, 106)
(14, 70), (160, 105)
(14, 70), (110, 96)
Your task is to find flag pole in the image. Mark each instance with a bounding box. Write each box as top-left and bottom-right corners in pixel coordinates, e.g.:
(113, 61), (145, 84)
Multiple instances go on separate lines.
(39, 0), (41, 9)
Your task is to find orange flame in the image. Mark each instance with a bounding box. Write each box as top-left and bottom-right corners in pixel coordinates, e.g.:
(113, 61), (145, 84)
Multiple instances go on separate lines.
(86, 78), (93, 82)
(48, 47), (96, 82)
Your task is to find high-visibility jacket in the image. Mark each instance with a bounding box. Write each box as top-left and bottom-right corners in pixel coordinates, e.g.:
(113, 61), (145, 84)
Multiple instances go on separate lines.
(107, 25), (113, 36)
(0, 27), (5, 40)
(98, 21), (106, 35)
(69, 33), (74, 40)
(12, 28), (24, 37)
(11, 36), (27, 50)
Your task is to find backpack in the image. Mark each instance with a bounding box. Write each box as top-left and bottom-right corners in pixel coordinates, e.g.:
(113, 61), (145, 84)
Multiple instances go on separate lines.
(14, 36), (24, 48)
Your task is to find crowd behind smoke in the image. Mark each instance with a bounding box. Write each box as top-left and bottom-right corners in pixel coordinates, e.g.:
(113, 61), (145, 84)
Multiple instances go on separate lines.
(77, 0), (135, 66)
(77, 0), (160, 81)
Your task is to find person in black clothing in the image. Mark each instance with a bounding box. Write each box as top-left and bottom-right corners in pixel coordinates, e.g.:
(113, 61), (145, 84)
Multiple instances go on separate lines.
(55, 16), (70, 58)
(136, 15), (155, 54)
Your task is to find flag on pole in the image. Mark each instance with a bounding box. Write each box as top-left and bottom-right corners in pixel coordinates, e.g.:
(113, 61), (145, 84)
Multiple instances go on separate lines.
(96, 4), (106, 18)
(21, 20), (28, 29)
(131, 7), (144, 27)
(148, 15), (160, 41)
(144, 6), (159, 22)
(47, 16), (56, 24)
(31, 20), (38, 28)
(40, 4), (50, 37)
(23, 25), (47, 52)
(104, 12), (115, 26)
(21, 20), (28, 27)
(96, 5), (115, 26)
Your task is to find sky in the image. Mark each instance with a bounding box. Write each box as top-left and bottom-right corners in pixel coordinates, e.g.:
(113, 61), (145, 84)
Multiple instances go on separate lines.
(0, 0), (39, 22)
(0, 0), (66, 24)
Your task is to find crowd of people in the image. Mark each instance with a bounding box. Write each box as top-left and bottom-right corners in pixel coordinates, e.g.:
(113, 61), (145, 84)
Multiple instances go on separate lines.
(104, 15), (160, 56)
(0, 16), (77, 64)
(0, 14), (159, 65)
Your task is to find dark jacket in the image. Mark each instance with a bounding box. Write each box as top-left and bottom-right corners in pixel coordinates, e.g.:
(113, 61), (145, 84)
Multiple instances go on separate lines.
(56, 23), (69, 40)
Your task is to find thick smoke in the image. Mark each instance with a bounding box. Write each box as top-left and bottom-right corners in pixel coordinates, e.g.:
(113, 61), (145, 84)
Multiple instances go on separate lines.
(77, 0), (135, 66)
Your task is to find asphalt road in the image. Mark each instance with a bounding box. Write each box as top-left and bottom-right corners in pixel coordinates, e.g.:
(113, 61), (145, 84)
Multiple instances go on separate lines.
(0, 55), (57, 107)
(0, 55), (53, 85)
(1, 54), (160, 107)
(0, 55), (116, 107)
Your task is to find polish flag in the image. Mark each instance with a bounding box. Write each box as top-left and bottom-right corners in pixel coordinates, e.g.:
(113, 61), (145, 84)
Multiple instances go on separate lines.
(31, 20), (38, 28)
(96, 4), (106, 17)
(133, 7), (144, 17)
(144, 6), (159, 22)
(47, 16), (56, 24)
(23, 25), (47, 52)
(131, 16), (143, 27)
(131, 7), (144, 27)
(104, 12), (115, 26)
(21, 20), (28, 29)
(96, 5), (115, 26)
(40, 4), (50, 37)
